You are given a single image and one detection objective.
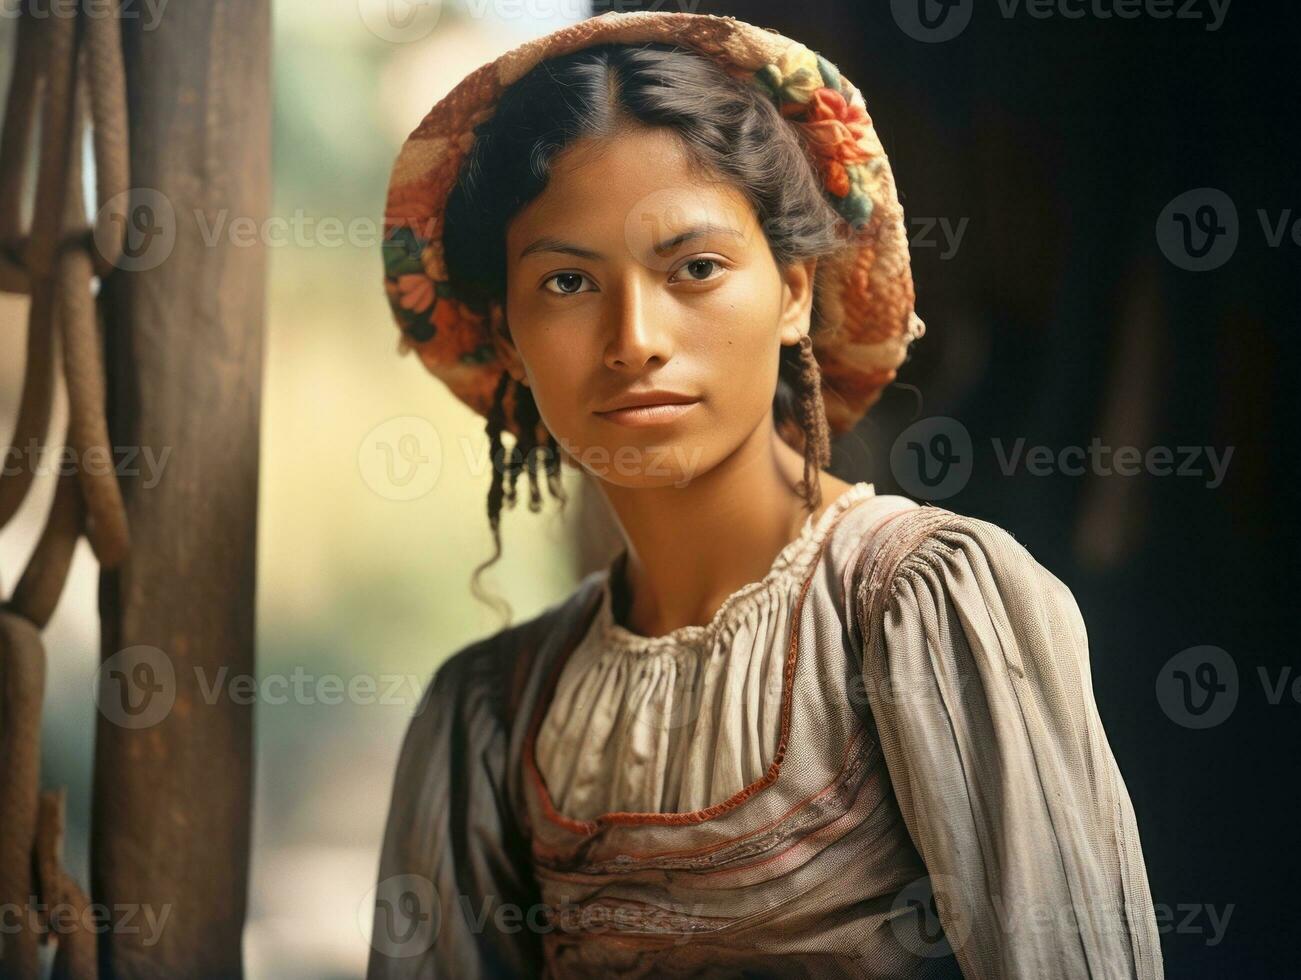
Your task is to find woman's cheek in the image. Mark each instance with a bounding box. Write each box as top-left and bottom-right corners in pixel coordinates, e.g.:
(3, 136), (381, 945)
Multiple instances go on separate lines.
(525, 363), (578, 444)
(520, 333), (598, 447)
(694, 299), (782, 397)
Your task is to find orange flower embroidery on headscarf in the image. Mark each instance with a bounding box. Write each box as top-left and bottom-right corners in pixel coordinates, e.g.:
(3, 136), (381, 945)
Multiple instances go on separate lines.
(395, 273), (434, 314)
(802, 88), (873, 167)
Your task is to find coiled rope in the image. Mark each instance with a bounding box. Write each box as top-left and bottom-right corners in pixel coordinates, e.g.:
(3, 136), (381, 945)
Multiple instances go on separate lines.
(1, 1), (131, 976)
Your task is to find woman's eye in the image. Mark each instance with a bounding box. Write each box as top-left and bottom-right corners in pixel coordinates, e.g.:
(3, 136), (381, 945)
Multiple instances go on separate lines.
(543, 272), (592, 295)
(671, 258), (723, 282)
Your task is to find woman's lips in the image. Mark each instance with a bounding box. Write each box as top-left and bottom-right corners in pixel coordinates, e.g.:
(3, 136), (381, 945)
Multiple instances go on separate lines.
(593, 399), (700, 427)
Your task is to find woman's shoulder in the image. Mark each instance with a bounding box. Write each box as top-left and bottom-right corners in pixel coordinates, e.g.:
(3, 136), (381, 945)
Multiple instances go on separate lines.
(830, 488), (1049, 573)
(386, 572), (607, 822)
(831, 490), (1076, 633)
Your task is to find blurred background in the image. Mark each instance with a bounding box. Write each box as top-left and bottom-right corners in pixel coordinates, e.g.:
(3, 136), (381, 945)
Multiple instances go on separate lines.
(2, 0), (1296, 976)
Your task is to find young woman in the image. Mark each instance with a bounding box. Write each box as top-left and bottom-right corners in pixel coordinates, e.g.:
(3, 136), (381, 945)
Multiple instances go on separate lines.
(368, 12), (1163, 979)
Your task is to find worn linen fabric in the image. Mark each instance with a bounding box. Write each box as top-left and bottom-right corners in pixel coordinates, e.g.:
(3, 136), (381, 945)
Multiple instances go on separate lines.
(367, 487), (1164, 979)
(534, 483), (874, 820)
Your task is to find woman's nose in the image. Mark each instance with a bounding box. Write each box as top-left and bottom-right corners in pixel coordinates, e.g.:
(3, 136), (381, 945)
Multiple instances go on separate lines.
(602, 277), (673, 372)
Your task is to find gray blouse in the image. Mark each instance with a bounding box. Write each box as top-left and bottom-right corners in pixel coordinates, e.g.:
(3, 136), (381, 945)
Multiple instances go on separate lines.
(367, 485), (1164, 978)
(530, 483), (868, 819)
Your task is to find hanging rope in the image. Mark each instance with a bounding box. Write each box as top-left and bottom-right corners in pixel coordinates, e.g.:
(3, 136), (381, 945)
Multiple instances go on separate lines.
(0, 1), (131, 976)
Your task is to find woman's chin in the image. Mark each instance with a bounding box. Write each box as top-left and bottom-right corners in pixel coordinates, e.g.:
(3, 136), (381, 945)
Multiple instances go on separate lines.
(554, 435), (716, 491)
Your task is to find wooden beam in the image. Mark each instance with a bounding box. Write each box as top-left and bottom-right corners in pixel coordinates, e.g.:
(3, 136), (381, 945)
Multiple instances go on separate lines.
(94, 2), (269, 975)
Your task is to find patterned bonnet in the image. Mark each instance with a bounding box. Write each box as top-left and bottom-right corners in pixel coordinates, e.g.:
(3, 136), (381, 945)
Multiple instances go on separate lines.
(381, 10), (924, 434)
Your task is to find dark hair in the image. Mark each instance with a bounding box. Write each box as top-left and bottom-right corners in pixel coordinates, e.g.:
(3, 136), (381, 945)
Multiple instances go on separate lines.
(442, 42), (847, 607)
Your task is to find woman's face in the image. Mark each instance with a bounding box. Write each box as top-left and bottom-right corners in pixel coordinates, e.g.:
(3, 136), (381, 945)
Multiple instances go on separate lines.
(498, 124), (816, 489)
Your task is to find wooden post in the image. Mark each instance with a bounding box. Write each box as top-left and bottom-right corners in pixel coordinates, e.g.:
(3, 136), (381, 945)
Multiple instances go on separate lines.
(94, 1), (268, 975)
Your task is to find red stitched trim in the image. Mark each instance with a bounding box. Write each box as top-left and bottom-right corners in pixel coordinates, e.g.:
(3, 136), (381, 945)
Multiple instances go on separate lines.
(529, 726), (880, 867)
(523, 494), (877, 834)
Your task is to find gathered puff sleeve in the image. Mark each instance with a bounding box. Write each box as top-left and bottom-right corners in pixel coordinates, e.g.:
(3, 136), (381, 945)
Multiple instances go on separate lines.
(853, 508), (1164, 979)
(366, 629), (544, 980)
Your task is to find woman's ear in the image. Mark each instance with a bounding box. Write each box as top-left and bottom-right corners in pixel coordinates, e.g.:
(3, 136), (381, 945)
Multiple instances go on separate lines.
(489, 305), (529, 386)
(777, 256), (818, 347)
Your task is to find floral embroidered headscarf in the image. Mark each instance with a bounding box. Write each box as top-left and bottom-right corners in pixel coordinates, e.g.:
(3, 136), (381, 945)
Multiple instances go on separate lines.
(382, 10), (924, 434)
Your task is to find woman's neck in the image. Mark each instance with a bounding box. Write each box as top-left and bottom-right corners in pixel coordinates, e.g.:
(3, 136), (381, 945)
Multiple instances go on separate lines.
(597, 421), (854, 638)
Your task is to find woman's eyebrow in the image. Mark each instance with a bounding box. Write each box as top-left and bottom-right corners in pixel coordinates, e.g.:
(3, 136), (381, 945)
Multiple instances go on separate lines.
(518, 237), (604, 261)
(651, 224), (744, 255)
(517, 224), (744, 261)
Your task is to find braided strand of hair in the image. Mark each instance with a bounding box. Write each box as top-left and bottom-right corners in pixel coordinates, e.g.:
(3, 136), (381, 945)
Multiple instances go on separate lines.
(470, 370), (515, 620)
(511, 383), (546, 512)
(794, 334), (832, 512)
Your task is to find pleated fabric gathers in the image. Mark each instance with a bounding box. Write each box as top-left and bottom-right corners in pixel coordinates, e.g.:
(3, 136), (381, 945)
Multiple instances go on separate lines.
(535, 482), (874, 821)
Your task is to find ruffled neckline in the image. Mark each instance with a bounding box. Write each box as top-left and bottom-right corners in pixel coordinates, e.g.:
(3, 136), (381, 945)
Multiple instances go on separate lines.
(594, 482), (876, 654)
